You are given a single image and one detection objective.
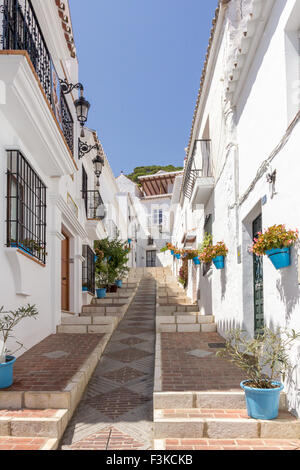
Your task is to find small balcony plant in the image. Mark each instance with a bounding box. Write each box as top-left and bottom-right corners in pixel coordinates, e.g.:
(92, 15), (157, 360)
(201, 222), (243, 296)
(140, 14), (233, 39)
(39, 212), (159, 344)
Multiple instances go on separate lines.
(199, 236), (228, 270)
(0, 304), (38, 389)
(216, 327), (300, 419)
(251, 224), (298, 269)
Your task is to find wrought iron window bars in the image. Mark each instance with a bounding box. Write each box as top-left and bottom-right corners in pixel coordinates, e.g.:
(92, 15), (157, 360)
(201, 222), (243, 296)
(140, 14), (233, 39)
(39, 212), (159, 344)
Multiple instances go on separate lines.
(82, 245), (95, 295)
(6, 150), (47, 264)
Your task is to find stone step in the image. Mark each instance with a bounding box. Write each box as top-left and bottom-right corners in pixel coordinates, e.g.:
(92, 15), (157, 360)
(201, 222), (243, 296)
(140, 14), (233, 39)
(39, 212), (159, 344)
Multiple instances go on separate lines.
(82, 305), (127, 315)
(158, 297), (191, 304)
(157, 306), (198, 314)
(0, 409), (68, 439)
(153, 391), (286, 411)
(154, 409), (300, 439)
(154, 438), (300, 451)
(57, 322), (115, 334)
(90, 298), (130, 305)
(156, 314), (214, 323)
(0, 436), (58, 450)
(157, 323), (217, 333)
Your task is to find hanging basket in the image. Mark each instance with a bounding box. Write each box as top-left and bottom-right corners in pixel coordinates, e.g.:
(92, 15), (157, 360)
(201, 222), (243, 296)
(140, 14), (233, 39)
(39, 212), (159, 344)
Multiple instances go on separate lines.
(193, 257), (201, 266)
(212, 256), (225, 269)
(175, 254), (181, 260)
(266, 247), (291, 270)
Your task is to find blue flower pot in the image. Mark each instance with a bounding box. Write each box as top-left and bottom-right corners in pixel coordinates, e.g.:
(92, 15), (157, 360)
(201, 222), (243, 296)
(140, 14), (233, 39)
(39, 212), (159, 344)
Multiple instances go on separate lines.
(212, 256), (225, 269)
(171, 250), (174, 256)
(115, 280), (122, 288)
(240, 381), (284, 420)
(128, 239), (132, 244)
(175, 254), (181, 259)
(0, 356), (16, 389)
(82, 287), (88, 292)
(96, 288), (107, 299)
(266, 247), (291, 270)
(193, 257), (200, 266)
(94, 255), (98, 263)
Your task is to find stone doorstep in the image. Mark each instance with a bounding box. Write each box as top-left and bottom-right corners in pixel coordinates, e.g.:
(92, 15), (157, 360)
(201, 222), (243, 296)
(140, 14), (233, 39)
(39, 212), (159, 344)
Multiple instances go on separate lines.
(153, 391), (287, 411)
(0, 409), (68, 439)
(156, 323), (217, 333)
(157, 306), (198, 313)
(154, 410), (300, 439)
(0, 333), (111, 412)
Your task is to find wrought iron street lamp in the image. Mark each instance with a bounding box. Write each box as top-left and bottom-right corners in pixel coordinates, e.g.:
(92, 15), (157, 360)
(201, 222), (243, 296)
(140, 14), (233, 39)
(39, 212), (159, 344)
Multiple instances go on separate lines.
(59, 79), (90, 137)
(93, 154), (105, 187)
(78, 139), (100, 159)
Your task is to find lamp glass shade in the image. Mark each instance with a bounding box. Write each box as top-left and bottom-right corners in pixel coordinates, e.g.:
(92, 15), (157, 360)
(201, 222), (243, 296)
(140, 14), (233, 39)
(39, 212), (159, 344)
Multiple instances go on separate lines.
(93, 155), (104, 175)
(74, 96), (90, 124)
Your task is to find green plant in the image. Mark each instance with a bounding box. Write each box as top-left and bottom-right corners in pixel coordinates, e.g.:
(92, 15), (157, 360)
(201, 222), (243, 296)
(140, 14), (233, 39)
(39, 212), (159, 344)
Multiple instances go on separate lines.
(251, 224), (299, 256)
(216, 327), (300, 389)
(182, 249), (199, 260)
(95, 261), (117, 289)
(94, 238), (129, 283)
(199, 236), (228, 264)
(0, 305), (39, 363)
(178, 264), (188, 288)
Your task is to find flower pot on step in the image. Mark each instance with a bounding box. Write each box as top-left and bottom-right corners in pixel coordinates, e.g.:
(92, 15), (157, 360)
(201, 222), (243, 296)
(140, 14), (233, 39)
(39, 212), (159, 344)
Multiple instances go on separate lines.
(0, 356), (16, 389)
(96, 288), (107, 299)
(240, 380), (284, 420)
(266, 247), (291, 270)
(115, 280), (122, 288)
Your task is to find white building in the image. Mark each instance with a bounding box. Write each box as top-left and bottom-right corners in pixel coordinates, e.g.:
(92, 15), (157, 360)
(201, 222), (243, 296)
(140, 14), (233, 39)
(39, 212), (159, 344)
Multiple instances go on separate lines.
(117, 170), (183, 267)
(170, 0), (300, 416)
(0, 0), (131, 356)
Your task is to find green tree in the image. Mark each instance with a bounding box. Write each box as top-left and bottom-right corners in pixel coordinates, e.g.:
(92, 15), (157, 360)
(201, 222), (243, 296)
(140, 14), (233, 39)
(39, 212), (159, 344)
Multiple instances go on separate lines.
(126, 165), (183, 184)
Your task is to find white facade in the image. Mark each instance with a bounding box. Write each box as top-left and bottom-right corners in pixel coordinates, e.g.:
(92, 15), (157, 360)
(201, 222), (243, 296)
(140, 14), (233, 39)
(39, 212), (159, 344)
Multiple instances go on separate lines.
(170, 0), (300, 417)
(0, 0), (131, 357)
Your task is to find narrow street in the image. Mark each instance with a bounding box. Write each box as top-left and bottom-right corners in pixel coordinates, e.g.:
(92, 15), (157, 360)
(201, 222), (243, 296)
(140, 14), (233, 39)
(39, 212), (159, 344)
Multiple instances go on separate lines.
(60, 276), (156, 450)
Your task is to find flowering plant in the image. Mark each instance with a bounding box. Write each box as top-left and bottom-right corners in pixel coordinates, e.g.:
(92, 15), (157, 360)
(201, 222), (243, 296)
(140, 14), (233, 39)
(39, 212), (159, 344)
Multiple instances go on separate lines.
(178, 264), (188, 288)
(251, 225), (298, 256)
(199, 242), (228, 264)
(166, 242), (175, 251)
(182, 249), (199, 260)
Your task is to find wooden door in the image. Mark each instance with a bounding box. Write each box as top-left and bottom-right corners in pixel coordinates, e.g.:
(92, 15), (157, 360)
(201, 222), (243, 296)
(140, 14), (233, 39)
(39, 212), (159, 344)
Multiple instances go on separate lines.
(61, 233), (70, 312)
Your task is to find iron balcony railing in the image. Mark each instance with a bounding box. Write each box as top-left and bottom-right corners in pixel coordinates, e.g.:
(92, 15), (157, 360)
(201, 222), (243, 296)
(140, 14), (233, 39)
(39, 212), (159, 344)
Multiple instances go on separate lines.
(105, 219), (119, 239)
(0, 0), (74, 154)
(182, 139), (211, 200)
(82, 190), (106, 221)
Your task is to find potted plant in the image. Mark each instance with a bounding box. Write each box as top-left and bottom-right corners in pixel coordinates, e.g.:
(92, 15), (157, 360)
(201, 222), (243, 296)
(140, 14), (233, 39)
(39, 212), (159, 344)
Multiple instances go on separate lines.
(82, 282), (89, 292)
(174, 249), (182, 260)
(216, 327), (300, 420)
(199, 237), (228, 270)
(251, 224), (298, 270)
(0, 304), (38, 389)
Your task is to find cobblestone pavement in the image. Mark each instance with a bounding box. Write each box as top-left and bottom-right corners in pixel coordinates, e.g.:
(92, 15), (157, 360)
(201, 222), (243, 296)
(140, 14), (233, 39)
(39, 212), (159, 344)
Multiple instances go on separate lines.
(60, 277), (156, 450)
(161, 332), (246, 391)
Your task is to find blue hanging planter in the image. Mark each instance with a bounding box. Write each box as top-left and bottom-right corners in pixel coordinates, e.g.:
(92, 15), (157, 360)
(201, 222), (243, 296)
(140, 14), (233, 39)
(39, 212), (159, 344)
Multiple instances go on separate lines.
(82, 287), (88, 292)
(0, 356), (16, 389)
(171, 250), (174, 256)
(96, 288), (107, 299)
(266, 247), (291, 270)
(193, 257), (200, 266)
(128, 239), (132, 244)
(212, 255), (225, 269)
(241, 381), (284, 420)
(175, 254), (181, 260)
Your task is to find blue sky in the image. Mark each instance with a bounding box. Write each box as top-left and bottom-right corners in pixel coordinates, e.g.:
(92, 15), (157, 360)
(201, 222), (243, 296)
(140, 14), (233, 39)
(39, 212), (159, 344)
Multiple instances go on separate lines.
(70, 0), (219, 176)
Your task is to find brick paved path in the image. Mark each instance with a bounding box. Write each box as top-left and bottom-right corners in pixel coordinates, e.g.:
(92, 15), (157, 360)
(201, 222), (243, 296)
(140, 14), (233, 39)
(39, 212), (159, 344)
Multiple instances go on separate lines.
(60, 277), (156, 450)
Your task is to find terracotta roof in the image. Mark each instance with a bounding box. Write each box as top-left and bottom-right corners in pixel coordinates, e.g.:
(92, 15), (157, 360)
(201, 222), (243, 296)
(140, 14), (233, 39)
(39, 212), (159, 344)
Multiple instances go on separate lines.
(186, 0), (231, 158)
(54, 0), (76, 58)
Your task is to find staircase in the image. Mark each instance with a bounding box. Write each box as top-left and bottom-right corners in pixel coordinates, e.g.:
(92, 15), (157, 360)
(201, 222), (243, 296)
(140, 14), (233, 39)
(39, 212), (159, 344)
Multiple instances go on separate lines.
(154, 270), (300, 451)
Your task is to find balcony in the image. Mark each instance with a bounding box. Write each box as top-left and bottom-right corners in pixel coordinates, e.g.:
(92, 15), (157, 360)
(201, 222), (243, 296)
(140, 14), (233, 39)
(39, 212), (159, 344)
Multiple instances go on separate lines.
(182, 140), (214, 203)
(0, 0), (76, 175)
(82, 190), (106, 221)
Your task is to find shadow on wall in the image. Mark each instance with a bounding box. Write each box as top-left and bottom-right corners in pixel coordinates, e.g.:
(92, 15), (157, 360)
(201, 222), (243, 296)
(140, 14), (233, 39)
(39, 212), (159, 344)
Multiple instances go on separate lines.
(218, 316), (241, 338)
(221, 264), (227, 300)
(276, 248), (300, 322)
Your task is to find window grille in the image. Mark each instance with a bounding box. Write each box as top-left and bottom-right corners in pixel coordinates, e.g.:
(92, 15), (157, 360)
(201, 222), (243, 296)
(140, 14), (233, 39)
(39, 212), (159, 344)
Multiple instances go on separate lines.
(82, 245), (95, 294)
(6, 150), (47, 264)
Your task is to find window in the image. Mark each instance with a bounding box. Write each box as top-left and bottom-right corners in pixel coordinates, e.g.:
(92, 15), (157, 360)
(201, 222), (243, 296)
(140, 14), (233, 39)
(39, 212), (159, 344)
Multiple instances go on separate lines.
(153, 209), (163, 225)
(82, 245), (95, 294)
(148, 236), (154, 246)
(6, 150), (47, 264)
(82, 166), (88, 216)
